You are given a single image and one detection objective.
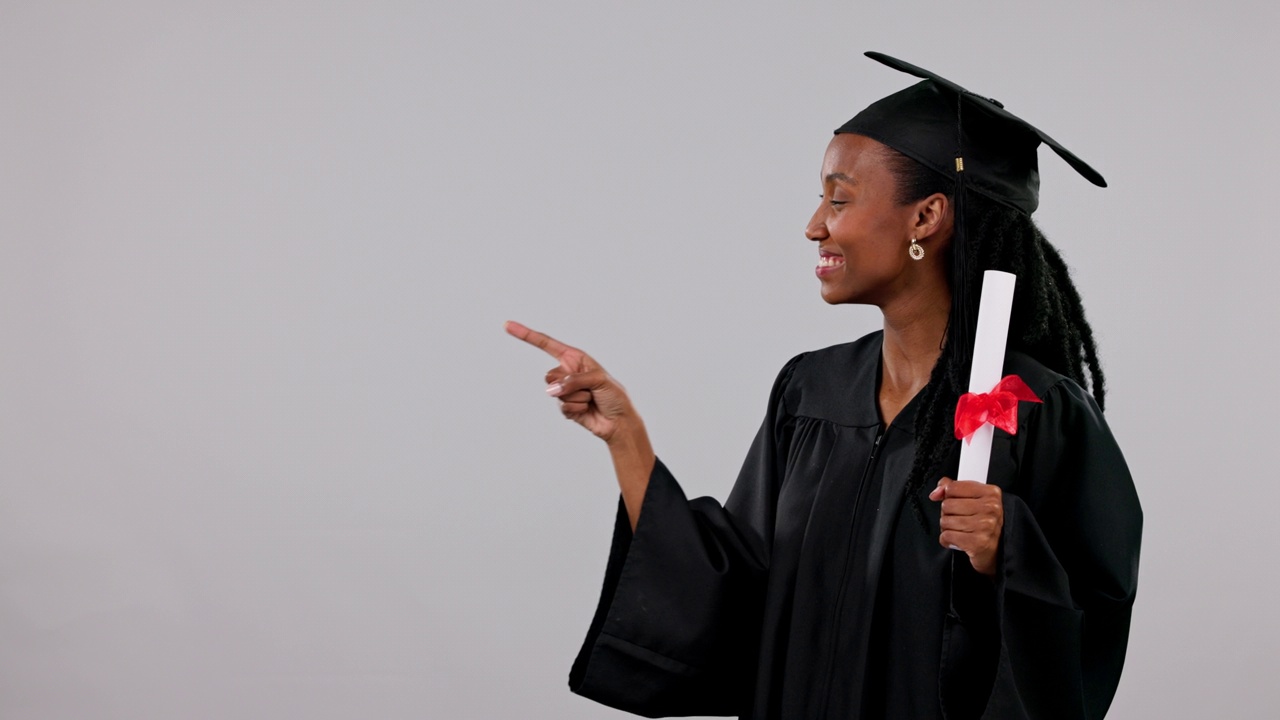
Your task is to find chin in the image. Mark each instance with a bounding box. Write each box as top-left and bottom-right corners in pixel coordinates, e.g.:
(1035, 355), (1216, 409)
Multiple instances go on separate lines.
(819, 281), (862, 306)
(819, 288), (854, 306)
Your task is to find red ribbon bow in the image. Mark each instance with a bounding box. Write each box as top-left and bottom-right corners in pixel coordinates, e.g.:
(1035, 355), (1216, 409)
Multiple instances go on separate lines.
(954, 374), (1042, 442)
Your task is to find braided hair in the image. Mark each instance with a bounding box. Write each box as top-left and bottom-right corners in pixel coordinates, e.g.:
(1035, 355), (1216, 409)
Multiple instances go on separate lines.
(884, 148), (1108, 529)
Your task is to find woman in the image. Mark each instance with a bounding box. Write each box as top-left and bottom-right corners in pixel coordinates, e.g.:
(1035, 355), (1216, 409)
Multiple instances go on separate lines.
(507, 53), (1142, 719)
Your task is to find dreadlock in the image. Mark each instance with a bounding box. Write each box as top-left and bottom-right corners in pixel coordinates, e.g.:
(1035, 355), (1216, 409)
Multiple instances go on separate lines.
(883, 148), (1108, 530)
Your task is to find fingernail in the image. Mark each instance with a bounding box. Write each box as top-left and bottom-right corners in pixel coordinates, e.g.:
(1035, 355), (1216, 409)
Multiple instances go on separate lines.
(546, 383), (564, 397)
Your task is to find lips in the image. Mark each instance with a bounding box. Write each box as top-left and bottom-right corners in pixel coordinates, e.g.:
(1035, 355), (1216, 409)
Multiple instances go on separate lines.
(817, 249), (845, 269)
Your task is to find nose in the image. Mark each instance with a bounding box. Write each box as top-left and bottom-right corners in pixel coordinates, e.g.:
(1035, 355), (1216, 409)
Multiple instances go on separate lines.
(805, 203), (828, 242)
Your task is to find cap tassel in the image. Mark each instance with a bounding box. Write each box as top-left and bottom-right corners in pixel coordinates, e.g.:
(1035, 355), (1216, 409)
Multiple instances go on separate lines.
(951, 155), (974, 374)
(950, 88), (975, 381)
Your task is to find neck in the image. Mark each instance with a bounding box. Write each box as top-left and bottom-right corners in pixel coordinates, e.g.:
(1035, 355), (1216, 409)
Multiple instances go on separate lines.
(879, 282), (952, 401)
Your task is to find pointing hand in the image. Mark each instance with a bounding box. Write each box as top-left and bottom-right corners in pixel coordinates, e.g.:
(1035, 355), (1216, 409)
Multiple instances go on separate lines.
(505, 321), (638, 444)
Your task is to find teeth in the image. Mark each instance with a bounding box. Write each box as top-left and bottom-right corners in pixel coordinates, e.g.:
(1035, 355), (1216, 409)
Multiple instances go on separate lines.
(817, 255), (845, 268)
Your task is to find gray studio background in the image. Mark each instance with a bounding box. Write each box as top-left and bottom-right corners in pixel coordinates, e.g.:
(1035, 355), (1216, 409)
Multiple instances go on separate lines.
(2, 1), (1275, 718)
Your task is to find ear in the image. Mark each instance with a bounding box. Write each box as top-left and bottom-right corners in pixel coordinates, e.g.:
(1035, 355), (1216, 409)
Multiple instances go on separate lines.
(909, 192), (951, 245)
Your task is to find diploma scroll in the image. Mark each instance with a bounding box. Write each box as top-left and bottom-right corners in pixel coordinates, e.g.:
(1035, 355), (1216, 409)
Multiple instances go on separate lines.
(955, 270), (1017, 484)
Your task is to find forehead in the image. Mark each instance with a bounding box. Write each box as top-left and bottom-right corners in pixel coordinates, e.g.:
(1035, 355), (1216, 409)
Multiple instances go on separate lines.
(821, 133), (894, 184)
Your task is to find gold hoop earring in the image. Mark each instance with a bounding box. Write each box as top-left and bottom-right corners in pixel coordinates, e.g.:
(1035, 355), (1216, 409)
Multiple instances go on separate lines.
(909, 238), (925, 260)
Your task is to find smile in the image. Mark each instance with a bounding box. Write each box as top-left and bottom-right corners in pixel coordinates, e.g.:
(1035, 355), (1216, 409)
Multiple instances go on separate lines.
(815, 251), (845, 279)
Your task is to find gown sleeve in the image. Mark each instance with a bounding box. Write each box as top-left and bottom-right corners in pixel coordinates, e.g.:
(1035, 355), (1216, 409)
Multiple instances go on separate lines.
(567, 355), (803, 718)
(967, 378), (1143, 720)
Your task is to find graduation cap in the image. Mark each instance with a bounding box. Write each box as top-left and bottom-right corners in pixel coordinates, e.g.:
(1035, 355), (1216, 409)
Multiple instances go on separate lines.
(836, 51), (1106, 215)
(834, 52), (1107, 369)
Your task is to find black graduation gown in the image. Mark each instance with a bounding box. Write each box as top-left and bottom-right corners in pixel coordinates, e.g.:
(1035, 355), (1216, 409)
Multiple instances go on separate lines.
(568, 332), (1142, 719)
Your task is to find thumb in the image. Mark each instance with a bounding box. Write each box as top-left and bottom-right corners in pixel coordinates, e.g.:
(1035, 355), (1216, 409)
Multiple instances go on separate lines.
(559, 350), (594, 375)
(928, 476), (953, 502)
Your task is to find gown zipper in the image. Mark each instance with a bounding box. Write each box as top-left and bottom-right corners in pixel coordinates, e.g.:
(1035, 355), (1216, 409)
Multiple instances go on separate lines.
(819, 428), (885, 718)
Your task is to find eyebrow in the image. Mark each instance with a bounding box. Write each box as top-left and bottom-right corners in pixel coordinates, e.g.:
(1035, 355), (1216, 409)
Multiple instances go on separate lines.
(824, 172), (856, 185)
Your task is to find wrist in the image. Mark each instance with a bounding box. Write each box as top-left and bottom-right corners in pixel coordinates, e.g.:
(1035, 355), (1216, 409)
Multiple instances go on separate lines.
(605, 414), (649, 452)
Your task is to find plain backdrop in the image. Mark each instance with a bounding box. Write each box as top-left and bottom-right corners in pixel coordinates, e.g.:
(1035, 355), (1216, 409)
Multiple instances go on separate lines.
(2, 1), (1277, 718)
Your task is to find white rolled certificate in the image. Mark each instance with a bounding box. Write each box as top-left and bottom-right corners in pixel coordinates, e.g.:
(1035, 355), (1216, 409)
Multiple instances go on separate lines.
(955, 270), (1017, 484)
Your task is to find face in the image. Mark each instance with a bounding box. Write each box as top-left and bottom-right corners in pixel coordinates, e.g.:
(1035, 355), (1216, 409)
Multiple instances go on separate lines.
(806, 133), (921, 307)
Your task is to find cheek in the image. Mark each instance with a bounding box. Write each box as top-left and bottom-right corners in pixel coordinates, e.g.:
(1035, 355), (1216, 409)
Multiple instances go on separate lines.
(829, 214), (866, 247)
(833, 215), (898, 261)
(864, 213), (909, 256)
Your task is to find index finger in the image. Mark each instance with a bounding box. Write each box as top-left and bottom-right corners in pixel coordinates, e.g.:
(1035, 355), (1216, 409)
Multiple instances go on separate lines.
(504, 320), (576, 360)
(941, 480), (1001, 499)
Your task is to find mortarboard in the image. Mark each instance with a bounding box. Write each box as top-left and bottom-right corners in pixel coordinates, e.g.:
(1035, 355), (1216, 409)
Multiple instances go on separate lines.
(835, 51), (1106, 216)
